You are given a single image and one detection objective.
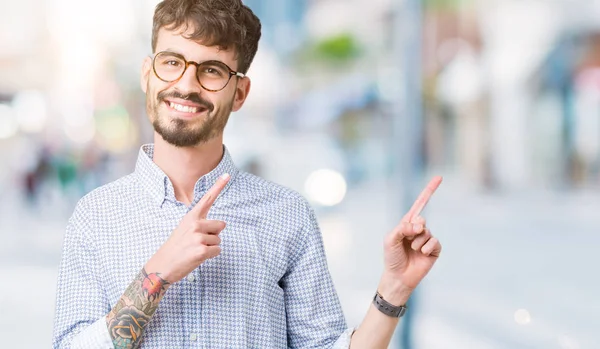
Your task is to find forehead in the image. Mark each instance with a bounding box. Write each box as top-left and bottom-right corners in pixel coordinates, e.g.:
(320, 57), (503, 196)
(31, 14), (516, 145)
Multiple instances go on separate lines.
(155, 27), (238, 69)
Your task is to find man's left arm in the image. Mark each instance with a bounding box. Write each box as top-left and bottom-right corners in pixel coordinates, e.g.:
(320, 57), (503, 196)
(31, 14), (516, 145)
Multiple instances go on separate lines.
(283, 176), (443, 349)
(349, 176), (444, 348)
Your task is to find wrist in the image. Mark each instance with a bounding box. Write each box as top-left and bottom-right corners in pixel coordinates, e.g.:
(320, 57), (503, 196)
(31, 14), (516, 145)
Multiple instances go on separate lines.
(144, 258), (174, 285)
(377, 273), (413, 306)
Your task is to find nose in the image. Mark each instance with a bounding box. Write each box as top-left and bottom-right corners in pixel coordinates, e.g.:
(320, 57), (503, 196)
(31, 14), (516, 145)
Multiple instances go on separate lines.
(174, 62), (203, 95)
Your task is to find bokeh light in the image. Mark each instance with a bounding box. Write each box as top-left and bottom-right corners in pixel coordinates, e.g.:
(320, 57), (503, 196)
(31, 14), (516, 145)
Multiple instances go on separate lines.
(0, 104), (18, 140)
(304, 169), (347, 207)
(514, 309), (532, 325)
(13, 90), (48, 133)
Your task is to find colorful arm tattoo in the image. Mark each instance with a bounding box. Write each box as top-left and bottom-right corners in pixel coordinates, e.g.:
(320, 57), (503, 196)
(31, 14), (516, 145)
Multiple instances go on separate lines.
(106, 269), (170, 349)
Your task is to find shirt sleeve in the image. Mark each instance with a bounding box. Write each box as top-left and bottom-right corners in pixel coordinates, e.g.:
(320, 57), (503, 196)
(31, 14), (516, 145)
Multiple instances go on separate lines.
(331, 328), (356, 348)
(282, 201), (355, 349)
(52, 200), (114, 348)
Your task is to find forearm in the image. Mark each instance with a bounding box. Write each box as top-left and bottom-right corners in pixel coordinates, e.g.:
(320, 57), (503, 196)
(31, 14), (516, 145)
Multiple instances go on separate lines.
(105, 268), (170, 349)
(350, 275), (412, 349)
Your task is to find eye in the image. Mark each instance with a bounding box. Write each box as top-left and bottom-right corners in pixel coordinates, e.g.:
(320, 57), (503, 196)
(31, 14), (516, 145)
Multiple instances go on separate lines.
(204, 67), (221, 75)
(165, 60), (181, 67)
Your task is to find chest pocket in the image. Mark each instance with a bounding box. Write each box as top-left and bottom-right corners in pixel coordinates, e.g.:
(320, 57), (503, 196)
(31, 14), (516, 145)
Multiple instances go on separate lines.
(200, 221), (289, 297)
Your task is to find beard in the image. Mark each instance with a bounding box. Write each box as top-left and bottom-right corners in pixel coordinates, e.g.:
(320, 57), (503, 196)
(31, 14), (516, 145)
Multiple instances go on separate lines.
(148, 89), (233, 147)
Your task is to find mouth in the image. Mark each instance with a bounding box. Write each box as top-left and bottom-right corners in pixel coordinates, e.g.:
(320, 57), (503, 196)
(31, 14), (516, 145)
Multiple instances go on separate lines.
(163, 99), (209, 118)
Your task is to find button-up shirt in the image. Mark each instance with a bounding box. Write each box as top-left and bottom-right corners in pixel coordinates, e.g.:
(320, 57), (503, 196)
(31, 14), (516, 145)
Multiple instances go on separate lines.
(53, 144), (354, 348)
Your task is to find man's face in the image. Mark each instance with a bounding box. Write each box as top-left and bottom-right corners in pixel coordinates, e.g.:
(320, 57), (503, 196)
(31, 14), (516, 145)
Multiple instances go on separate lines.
(141, 27), (250, 147)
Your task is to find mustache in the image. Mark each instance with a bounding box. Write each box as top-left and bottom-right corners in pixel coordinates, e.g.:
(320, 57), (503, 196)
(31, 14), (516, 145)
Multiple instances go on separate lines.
(157, 90), (214, 112)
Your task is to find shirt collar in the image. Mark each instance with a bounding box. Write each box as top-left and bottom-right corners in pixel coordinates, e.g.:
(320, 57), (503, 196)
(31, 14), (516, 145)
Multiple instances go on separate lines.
(134, 143), (239, 208)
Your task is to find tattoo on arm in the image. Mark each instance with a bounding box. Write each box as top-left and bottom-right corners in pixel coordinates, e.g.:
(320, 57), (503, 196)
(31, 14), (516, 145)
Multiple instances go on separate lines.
(106, 269), (170, 349)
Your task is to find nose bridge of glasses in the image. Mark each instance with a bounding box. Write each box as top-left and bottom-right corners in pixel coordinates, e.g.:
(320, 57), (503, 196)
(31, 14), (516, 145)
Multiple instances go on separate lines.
(164, 60), (201, 92)
(176, 60), (201, 83)
(186, 60), (201, 69)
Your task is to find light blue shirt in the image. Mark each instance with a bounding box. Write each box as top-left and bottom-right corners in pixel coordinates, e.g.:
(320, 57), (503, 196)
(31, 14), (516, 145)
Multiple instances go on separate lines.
(53, 144), (354, 348)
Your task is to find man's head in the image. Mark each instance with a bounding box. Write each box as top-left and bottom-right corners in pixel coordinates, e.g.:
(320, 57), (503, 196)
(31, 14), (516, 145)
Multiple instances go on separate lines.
(141, 0), (261, 147)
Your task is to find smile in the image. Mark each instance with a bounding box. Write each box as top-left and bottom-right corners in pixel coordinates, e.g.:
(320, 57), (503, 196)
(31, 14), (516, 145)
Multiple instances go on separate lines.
(164, 100), (208, 115)
(170, 102), (199, 113)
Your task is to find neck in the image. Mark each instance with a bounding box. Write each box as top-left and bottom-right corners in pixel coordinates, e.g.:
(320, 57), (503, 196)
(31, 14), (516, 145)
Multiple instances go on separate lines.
(152, 132), (224, 205)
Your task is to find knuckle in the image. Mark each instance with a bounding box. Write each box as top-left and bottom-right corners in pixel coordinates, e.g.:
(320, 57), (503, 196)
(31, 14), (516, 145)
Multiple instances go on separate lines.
(384, 232), (395, 246)
(410, 240), (419, 250)
(195, 234), (207, 246)
(196, 245), (208, 258)
(191, 220), (203, 232)
(412, 223), (423, 234)
(205, 234), (215, 245)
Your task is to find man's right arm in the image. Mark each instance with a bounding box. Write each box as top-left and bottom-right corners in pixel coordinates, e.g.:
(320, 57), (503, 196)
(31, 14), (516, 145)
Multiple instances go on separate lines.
(53, 199), (114, 349)
(104, 268), (170, 348)
(53, 174), (230, 349)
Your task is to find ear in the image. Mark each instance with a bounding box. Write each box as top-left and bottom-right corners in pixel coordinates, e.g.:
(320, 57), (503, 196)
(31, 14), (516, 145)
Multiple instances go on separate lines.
(141, 56), (152, 94)
(232, 77), (251, 112)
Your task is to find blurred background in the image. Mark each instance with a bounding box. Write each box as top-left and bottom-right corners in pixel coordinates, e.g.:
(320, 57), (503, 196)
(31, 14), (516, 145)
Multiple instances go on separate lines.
(1, 0), (599, 348)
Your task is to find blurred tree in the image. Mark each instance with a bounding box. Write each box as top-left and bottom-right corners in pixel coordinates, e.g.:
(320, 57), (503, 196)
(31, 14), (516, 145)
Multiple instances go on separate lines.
(314, 33), (361, 62)
(294, 33), (362, 68)
(424, 0), (474, 10)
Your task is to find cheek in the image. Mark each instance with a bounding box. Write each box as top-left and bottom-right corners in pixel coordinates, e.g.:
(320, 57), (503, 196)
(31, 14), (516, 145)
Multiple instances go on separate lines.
(215, 89), (236, 107)
(145, 85), (164, 119)
(148, 77), (171, 98)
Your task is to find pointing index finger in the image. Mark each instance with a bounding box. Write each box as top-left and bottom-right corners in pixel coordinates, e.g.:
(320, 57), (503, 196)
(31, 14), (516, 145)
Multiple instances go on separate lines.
(193, 173), (230, 219)
(403, 176), (443, 222)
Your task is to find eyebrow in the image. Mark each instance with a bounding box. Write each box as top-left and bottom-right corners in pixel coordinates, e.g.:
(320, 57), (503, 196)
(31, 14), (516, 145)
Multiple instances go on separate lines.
(163, 48), (184, 56)
(161, 48), (225, 64)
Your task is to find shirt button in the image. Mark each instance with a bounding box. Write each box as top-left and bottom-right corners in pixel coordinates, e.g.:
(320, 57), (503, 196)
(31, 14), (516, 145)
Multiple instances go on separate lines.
(187, 274), (196, 282)
(190, 333), (198, 341)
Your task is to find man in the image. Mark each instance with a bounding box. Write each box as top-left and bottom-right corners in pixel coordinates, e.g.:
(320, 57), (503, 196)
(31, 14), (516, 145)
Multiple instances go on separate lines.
(52, 0), (443, 348)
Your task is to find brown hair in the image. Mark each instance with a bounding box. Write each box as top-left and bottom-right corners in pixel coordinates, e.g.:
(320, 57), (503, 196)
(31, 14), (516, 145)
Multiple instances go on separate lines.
(152, 0), (262, 74)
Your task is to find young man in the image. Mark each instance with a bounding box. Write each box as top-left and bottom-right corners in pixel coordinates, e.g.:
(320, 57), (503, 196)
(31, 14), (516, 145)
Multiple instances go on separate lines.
(52, 0), (443, 348)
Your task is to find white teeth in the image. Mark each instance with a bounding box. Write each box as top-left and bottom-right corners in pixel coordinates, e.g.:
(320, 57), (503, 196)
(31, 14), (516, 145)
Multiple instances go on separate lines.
(169, 102), (198, 113)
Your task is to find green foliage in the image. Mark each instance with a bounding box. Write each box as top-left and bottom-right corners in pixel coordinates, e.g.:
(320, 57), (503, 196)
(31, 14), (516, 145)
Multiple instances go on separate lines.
(313, 33), (361, 62)
(424, 0), (471, 10)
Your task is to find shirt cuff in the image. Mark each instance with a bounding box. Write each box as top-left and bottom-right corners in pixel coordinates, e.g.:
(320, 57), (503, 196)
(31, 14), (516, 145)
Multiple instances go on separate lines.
(332, 327), (357, 349)
(70, 317), (114, 349)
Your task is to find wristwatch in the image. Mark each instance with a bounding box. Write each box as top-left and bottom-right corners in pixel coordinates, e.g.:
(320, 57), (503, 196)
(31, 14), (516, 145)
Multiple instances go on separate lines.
(373, 291), (408, 318)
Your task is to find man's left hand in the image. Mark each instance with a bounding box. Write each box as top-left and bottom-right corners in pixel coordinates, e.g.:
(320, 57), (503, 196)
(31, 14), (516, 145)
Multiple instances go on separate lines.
(378, 176), (443, 305)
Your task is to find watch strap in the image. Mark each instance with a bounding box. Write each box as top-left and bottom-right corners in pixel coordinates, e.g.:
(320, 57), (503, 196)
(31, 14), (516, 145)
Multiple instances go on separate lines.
(373, 291), (408, 318)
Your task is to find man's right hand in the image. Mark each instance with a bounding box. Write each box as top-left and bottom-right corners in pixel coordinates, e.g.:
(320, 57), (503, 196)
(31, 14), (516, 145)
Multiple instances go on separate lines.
(144, 173), (231, 284)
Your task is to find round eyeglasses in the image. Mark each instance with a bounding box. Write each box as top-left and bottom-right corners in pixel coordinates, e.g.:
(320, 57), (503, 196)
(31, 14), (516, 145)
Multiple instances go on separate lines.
(152, 51), (245, 92)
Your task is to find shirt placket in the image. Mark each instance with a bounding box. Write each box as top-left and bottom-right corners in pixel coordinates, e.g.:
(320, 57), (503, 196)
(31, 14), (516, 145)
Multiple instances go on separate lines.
(184, 197), (204, 349)
(185, 267), (201, 348)
(195, 180), (208, 349)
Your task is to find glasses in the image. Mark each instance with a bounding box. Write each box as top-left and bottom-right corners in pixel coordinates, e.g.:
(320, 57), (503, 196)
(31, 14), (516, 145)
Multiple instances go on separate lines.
(152, 51), (245, 92)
